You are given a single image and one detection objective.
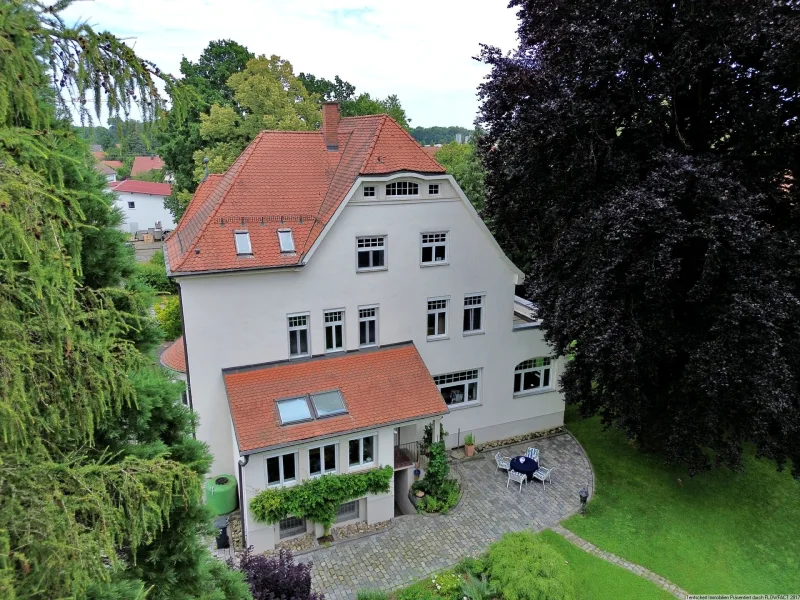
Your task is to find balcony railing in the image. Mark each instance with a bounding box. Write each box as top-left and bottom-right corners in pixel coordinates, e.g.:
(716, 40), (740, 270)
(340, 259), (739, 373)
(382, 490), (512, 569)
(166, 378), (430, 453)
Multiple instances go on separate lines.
(394, 441), (419, 470)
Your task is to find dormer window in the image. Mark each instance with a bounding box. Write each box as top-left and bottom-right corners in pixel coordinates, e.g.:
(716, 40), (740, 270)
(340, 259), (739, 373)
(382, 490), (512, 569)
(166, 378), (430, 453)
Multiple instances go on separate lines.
(234, 231), (252, 255)
(363, 186), (375, 197)
(429, 184), (440, 195)
(278, 229), (295, 253)
(386, 181), (419, 196)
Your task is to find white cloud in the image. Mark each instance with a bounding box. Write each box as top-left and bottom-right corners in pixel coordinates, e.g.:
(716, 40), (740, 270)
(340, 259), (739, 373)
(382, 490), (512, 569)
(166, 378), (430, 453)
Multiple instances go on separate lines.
(62, 0), (519, 127)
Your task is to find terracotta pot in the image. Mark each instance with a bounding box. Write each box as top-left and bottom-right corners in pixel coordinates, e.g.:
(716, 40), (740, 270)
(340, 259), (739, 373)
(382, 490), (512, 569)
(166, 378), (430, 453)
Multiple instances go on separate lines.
(465, 444), (475, 457)
(415, 490), (425, 498)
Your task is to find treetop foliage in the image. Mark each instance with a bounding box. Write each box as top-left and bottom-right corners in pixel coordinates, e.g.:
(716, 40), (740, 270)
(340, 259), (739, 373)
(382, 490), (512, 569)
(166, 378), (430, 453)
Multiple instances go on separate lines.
(409, 125), (473, 146)
(479, 0), (800, 474)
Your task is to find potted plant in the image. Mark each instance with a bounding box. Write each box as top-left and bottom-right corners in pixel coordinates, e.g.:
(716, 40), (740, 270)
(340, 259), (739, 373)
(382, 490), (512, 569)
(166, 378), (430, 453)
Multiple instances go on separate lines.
(464, 432), (476, 457)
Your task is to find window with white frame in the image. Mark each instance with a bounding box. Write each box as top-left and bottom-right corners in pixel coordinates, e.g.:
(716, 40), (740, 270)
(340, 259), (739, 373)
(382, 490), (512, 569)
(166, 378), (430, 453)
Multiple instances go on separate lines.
(287, 314), (309, 357)
(309, 443), (337, 476)
(386, 181), (419, 196)
(514, 357), (553, 394)
(359, 307), (378, 347)
(348, 435), (375, 467)
(266, 452), (297, 486)
(278, 229), (295, 253)
(421, 232), (448, 265)
(279, 516), (306, 539)
(324, 310), (344, 352)
(363, 185), (375, 197)
(335, 500), (360, 523)
(234, 231), (252, 255)
(427, 298), (449, 338)
(434, 369), (480, 406)
(356, 236), (386, 271)
(428, 183), (440, 195)
(463, 294), (484, 333)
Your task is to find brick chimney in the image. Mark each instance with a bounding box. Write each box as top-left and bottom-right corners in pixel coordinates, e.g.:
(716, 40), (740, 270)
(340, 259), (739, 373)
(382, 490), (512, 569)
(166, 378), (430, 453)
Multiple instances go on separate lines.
(322, 102), (340, 151)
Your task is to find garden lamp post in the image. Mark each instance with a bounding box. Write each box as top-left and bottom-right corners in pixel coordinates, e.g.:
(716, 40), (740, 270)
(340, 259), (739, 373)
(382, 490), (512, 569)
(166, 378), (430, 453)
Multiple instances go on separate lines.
(579, 488), (589, 515)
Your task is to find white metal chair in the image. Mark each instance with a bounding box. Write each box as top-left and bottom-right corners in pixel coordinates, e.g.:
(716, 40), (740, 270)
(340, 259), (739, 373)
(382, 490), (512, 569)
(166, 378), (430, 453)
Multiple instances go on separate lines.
(507, 469), (527, 492)
(495, 451), (511, 473)
(532, 466), (553, 490)
(525, 447), (540, 461)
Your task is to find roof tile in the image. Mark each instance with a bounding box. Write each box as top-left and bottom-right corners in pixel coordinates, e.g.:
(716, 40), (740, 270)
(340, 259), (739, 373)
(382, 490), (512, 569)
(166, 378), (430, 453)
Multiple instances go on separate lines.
(131, 156), (165, 175)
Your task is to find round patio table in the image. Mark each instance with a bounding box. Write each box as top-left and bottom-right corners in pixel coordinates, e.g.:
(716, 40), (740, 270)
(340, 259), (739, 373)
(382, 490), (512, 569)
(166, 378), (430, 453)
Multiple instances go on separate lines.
(510, 456), (539, 481)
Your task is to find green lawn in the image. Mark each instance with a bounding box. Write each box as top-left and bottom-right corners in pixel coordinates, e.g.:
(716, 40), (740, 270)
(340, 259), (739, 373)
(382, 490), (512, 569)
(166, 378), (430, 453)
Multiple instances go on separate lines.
(563, 408), (800, 594)
(537, 530), (674, 600)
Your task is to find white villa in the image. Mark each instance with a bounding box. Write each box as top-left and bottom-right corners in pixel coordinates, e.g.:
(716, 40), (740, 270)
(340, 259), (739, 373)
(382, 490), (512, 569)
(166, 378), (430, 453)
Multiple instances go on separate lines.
(164, 103), (565, 551)
(111, 179), (175, 234)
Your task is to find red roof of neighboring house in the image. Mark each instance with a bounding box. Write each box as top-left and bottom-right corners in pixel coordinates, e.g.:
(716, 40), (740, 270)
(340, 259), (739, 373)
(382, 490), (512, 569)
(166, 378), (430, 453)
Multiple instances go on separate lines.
(420, 146), (441, 159)
(112, 180), (172, 195)
(95, 162), (116, 176)
(224, 343), (448, 454)
(103, 160), (123, 169)
(131, 156), (165, 176)
(92, 150), (106, 160)
(165, 113), (445, 276)
(160, 336), (186, 373)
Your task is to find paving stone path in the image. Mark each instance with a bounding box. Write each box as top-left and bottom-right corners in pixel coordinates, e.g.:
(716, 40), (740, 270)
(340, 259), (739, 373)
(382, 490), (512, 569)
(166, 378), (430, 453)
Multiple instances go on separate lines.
(299, 433), (593, 599)
(551, 524), (688, 599)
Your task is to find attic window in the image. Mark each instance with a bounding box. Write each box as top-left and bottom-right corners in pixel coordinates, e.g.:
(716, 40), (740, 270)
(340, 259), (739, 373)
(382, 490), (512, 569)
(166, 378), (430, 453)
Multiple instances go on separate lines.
(276, 397), (312, 424)
(363, 186), (375, 197)
(278, 229), (295, 253)
(311, 390), (347, 418)
(386, 181), (419, 196)
(234, 231), (252, 255)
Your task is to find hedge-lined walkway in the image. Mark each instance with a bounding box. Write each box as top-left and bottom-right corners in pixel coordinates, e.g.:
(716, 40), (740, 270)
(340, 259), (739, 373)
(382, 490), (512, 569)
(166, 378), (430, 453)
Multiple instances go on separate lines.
(299, 433), (593, 600)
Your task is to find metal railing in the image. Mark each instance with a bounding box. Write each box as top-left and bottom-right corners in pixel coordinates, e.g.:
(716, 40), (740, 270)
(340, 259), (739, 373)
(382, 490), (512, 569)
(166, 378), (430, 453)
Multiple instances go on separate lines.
(394, 441), (419, 470)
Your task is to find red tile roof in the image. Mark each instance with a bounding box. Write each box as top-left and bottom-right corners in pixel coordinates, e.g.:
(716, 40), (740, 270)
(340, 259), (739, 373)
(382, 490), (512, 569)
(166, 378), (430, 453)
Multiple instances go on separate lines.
(103, 160), (123, 169)
(92, 150), (106, 160)
(112, 180), (173, 196)
(165, 114), (446, 275)
(420, 146), (441, 159)
(224, 343), (448, 454)
(131, 156), (165, 175)
(160, 336), (186, 373)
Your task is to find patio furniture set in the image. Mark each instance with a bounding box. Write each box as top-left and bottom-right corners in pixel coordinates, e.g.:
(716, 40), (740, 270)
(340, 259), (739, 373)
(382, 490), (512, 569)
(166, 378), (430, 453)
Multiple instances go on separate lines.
(495, 447), (554, 492)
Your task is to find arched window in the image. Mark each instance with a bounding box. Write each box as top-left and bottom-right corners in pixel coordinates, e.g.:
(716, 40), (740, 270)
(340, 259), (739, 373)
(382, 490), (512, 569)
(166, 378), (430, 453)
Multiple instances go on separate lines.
(386, 181), (419, 196)
(514, 357), (552, 395)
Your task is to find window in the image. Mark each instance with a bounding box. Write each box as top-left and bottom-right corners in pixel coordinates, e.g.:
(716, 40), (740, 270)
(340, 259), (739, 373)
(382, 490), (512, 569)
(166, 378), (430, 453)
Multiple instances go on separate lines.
(427, 298), (449, 338)
(127, 201), (136, 209)
(356, 236), (386, 271)
(463, 294), (484, 333)
(287, 314), (309, 357)
(421, 232), (448, 265)
(434, 369), (480, 406)
(514, 358), (553, 395)
(266, 452), (297, 486)
(309, 443), (337, 476)
(234, 231), (252, 255)
(276, 397), (312, 424)
(363, 186), (375, 197)
(348, 435), (375, 467)
(428, 184), (440, 195)
(279, 516), (306, 539)
(311, 390), (347, 418)
(359, 307), (378, 347)
(386, 181), (419, 196)
(324, 310), (344, 352)
(278, 229), (295, 253)
(335, 500), (360, 523)
(181, 391), (189, 407)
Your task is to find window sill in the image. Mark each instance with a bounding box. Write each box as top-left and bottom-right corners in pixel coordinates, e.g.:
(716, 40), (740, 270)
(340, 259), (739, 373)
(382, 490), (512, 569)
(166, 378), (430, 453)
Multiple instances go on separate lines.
(268, 480), (298, 489)
(325, 348), (346, 354)
(446, 401), (482, 411)
(289, 354), (311, 360)
(359, 343), (378, 349)
(426, 335), (450, 342)
(513, 388), (555, 398)
(356, 267), (387, 274)
(463, 330), (485, 337)
(347, 462), (375, 472)
(420, 261), (449, 268)
(309, 471), (338, 479)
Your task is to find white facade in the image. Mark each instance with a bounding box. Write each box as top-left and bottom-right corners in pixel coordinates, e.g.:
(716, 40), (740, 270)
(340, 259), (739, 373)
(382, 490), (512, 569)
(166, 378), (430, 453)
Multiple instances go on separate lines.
(177, 173), (565, 483)
(114, 191), (175, 233)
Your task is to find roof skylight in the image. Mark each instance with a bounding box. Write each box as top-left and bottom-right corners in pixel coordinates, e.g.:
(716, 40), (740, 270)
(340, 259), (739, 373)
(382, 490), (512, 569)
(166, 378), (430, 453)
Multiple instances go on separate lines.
(311, 390), (347, 417)
(276, 397), (312, 424)
(278, 229), (295, 253)
(234, 231), (252, 255)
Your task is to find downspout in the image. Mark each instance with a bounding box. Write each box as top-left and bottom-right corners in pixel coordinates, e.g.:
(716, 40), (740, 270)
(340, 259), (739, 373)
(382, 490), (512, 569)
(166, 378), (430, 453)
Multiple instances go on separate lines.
(237, 455), (249, 550)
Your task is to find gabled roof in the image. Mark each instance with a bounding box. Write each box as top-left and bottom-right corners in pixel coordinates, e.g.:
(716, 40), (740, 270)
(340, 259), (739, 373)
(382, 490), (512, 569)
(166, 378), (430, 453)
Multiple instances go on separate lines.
(160, 336), (187, 373)
(224, 342), (448, 454)
(103, 160), (123, 169)
(164, 115), (445, 276)
(94, 162), (116, 176)
(131, 156), (165, 176)
(91, 150), (106, 160)
(112, 180), (172, 196)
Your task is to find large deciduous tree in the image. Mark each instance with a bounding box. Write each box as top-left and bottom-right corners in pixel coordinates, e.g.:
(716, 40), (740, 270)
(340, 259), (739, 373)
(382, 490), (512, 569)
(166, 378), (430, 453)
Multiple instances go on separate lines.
(479, 0), (800, 474)
(434, 138), (486, 211)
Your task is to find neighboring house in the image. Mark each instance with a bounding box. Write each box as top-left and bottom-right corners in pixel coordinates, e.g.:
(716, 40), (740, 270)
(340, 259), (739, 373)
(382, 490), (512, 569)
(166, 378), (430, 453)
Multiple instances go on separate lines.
(161, 336), (190, 407)
(94, 161), (117, 183)
(111, 179), (175, 233)
(131, 155), (166, 177)
(164, 103), (564, 551)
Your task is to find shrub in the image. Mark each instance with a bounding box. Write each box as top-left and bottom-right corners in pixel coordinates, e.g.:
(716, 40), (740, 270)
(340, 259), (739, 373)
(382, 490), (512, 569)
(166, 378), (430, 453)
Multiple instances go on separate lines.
(454, 555), (487, 577)
(486, 531), (575, 600)
(461, 572), (498, 600)
(234, 547), (323, 600)
(355, 590), (390, 600)
(154, 295), (182, 340)
(131, 260), (176, 293)
(415, 442), (461, 513)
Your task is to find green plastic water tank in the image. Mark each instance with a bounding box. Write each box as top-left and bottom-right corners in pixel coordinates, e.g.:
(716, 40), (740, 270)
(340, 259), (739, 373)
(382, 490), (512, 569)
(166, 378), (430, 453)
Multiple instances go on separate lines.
(205, 474), (237, 516)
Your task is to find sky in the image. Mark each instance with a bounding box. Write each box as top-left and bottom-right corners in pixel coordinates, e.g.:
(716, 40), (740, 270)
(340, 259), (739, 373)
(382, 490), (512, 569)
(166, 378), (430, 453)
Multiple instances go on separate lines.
(62, 0), (520, 129)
